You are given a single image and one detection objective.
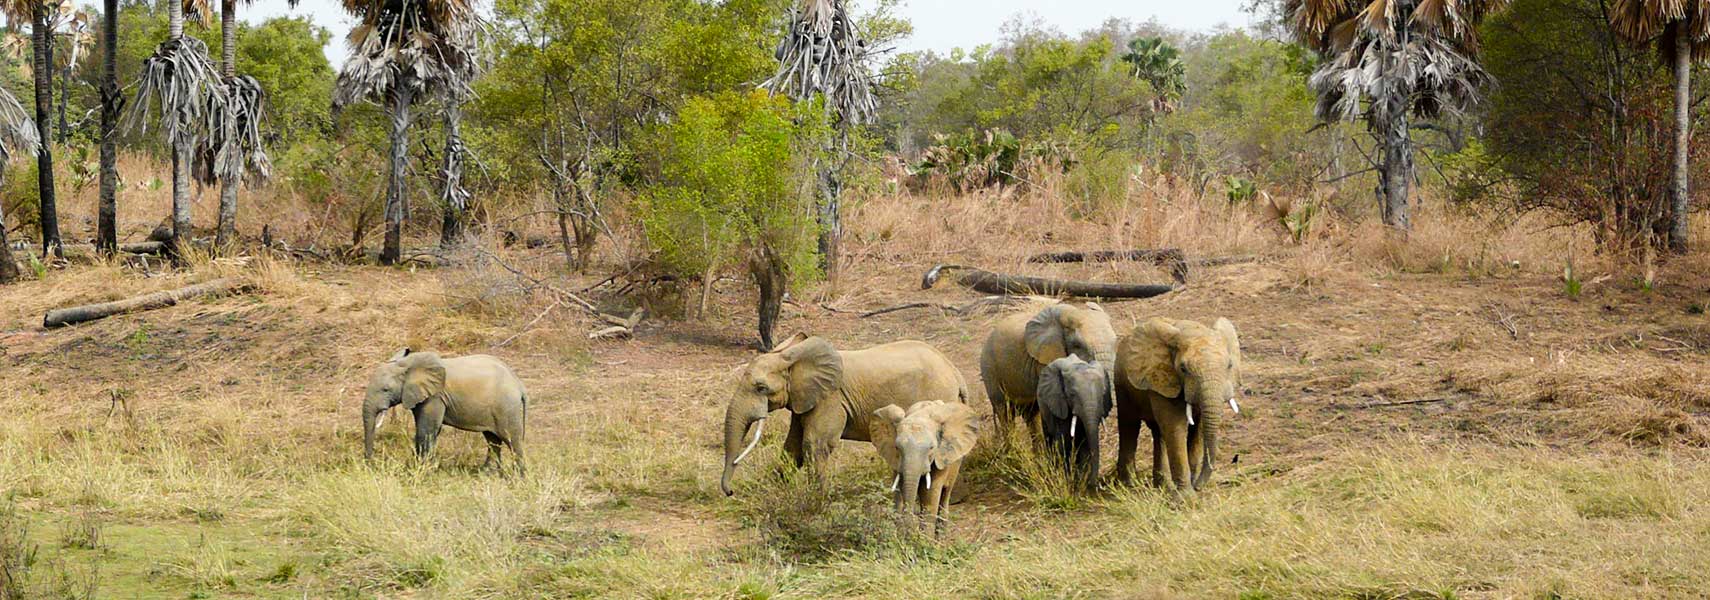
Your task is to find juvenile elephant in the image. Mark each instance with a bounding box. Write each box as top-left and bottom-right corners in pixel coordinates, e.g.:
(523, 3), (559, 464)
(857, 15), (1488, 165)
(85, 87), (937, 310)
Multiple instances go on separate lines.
(1037, 355), (1112, 490)
(720, 333), (968, 497)
(362, 349), (528, 474)
(874, 401), (980, 536)
(1114, 317), (1241, 493)
(980, 303), (1118, 442)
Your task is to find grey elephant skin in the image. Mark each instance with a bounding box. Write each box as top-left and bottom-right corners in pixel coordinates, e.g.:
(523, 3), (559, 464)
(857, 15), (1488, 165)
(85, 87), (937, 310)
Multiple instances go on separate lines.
(980, 303), (1118, 448)
(1037, 355), (1112, 489)
(720, 333), (969, 497)
(1114, 317), (1241, 494)
(874, 401), (980, 536)
(362, 349), (528, 474)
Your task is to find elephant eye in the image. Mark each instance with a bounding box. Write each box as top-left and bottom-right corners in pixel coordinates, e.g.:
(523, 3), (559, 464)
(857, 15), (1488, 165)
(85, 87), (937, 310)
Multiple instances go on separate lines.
(753, 383), (771, 395)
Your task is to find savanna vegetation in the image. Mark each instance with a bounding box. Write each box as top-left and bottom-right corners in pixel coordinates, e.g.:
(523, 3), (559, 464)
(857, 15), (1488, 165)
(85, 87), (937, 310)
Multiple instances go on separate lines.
(3, 0), (1710, 597)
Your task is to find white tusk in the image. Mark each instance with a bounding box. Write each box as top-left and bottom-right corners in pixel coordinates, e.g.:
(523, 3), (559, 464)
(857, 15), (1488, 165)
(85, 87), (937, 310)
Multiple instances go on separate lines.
(925, 471), (933, 490)
(1069, 416), (1078, 439)
(891, 474), (901, 492)
(732, 419), (764, 465)
(1229, 397), (1241, 414)
(375, 409), (387, 430)
(1186, 405), (1195, 426)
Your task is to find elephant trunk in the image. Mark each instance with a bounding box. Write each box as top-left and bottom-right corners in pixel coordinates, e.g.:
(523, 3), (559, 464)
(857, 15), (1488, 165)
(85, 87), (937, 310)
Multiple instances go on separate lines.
(897, 453), (928, 516)
(1081, 422), (1102, 490)
(720, 402), (764, 497)
(362, 405), (378, 462)
(1195, 385), (1222, 490)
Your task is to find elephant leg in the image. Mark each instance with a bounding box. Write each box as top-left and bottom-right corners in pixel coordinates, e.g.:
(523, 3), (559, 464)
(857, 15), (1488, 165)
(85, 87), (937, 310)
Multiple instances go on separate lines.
(1151, 399), (1191, 494)
(412, 402), (446, 462)
(481, 432), (503, 472)
(923, 469), (946, 534)
(508, 429), (526, 477)
(985, 381), (1012, 442)
(1148, 421), (1167, 488)
(1115, 401), (1141, 487)
(784, 412), (807, 470)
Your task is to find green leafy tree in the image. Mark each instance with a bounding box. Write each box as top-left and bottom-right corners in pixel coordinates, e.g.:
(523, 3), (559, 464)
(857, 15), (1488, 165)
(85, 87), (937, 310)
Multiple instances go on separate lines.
(642, 90), (824, 349)
(475, 0), (775, 270)
(1121, 36), (1185, 114)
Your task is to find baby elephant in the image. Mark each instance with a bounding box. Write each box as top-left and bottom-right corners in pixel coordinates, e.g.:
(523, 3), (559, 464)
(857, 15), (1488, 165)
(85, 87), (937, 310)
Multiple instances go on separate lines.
(1038, 355), (1112, 490)
(362, 349), (528, 474)
(874, 401), (981, 536)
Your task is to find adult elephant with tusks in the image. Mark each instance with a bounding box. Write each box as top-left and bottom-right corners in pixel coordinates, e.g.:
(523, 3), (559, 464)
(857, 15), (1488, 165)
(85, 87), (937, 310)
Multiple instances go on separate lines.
(362, 349), (528, 474)
(719, 333), (968, 497)
(1114, 317), (1242, 494)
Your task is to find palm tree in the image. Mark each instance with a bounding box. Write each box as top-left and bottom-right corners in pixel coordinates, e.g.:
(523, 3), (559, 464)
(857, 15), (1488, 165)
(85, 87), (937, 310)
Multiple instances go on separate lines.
(1611, 0), (1709, 253)
(1121, 36), (1186, 114)
(1283, 0), (1506, 232)
(0, 85), (39, 283)
(333, 0), (480, 265)
(97, 0), (116, 254)
(2, 0), (63, 259)
(206, 0), (274, 251)
(126, 0), (225, 258)
(762, 0), (878, 289)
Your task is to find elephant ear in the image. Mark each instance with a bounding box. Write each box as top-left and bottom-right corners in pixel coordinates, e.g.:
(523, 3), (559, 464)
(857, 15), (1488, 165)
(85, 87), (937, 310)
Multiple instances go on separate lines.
(1035, 357), (1075, 420)
(871, 404), (908, 470)
(930, 404), (980, 470)
(388, 347), (411, 362)
(782, 337), (843, 414)
(398, 352), (447, 410)
(1121, 318), (1183, 398)
(1023, 305), (1070, 364)
(1215, 317), (1242, 384)
(873, 404), (907, 426)
(771, 332), (810, 353)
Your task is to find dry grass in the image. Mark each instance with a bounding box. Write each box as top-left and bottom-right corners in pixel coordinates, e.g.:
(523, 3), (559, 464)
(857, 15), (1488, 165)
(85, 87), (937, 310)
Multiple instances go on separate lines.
(2, 166), (1709, 597)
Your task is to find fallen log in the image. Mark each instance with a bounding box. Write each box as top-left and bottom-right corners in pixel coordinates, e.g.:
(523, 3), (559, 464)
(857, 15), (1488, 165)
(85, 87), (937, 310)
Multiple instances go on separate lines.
(860, 295), (1028, 318)
(43, 278), (255, 328)
(1026, 248), (1189, 284)
(921, 265), (1175, 299)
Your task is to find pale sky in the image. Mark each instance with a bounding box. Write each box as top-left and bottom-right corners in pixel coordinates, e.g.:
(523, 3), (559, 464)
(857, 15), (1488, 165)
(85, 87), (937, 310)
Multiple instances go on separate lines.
(246, 0), (1257, 65)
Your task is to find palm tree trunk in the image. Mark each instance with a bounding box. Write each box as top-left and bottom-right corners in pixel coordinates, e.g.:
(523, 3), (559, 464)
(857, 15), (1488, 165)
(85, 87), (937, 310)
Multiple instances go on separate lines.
(1378, 103), (1412, 232)
(438, 106), (465, 248)
(57, 46), (68, 143)
(381, 81), (417, 266)
(166, 0), (190, 258)
(0, 160), (17, 283)
(33, 1), (61, 260)
(214, 0), (238, 251)
(1668, 24), (1691, 253)
(97, 0), (118, 256)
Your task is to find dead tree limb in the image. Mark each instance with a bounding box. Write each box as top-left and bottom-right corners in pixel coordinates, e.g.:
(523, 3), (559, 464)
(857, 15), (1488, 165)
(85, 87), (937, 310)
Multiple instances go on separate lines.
(43, 278), (255, 328)
(861, 295), (1028, 318)
(1026, 248), (1189, 284)
(921, 265), (1175, 299)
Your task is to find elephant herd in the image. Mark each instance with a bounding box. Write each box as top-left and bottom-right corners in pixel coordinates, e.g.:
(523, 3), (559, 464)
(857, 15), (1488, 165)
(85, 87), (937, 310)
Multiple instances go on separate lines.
(358, 303), (1242, 536)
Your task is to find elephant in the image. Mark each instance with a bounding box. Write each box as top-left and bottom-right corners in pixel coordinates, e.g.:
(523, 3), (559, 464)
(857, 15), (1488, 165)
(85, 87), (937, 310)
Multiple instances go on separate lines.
(1113, 317), (1242, 494)
(720, 333), (968, 497)
(362, 349), (528, 474)
(873, 400), (980, 536)
(1036, 355), (1112, 490)
(979, 303), (1118, 443)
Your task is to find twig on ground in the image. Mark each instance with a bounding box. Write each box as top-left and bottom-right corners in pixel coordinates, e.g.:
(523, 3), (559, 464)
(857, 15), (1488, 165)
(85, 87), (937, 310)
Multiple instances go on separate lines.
(493, 300), (561, 348)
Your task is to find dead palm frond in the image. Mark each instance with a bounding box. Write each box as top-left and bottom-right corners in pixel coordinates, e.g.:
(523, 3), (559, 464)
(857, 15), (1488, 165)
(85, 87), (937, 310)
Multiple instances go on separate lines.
(0, 85), (39, 161)
(194, 74), (269, 186)
(124, 35), (226, 149)
(762, 0), (878, 125)
(1284, 0), (1505, 124)
(1610, 0), (1710, 62)
(332, 0), (482, 110)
